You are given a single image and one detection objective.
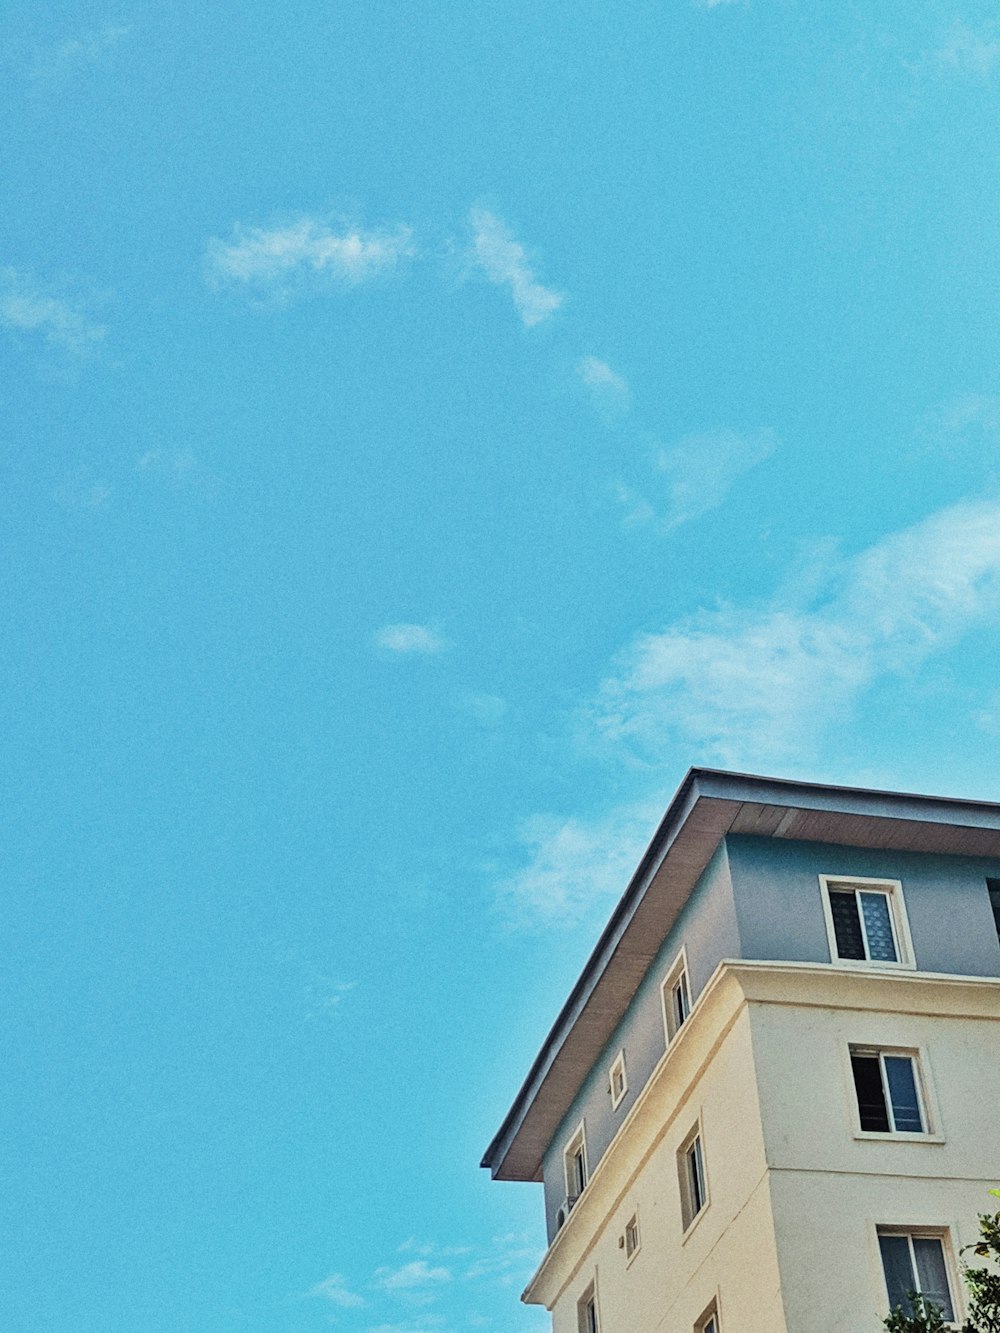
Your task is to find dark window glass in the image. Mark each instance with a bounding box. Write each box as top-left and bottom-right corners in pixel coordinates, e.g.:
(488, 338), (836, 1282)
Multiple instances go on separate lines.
(988, 880), (1000, 942)
(829, 890), (866, 959)
(879, 1234), (953, 1321)
(913, 1239), (954, 1320)
(571, 1147), (586, 1196)
(884, 1057), (923, 1132)
(687, 1139), (705, 1214)
(851, 1053), (891, 1131)
(860, 892), (898, 961)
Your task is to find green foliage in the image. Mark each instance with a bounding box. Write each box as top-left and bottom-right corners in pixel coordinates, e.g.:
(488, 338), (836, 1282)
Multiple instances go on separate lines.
(883, 1292), (948, 1332)
(962, 1207), (1000, 1333)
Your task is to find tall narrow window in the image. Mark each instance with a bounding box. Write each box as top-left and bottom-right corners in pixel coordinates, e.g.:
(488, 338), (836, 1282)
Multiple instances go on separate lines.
(662, 949), (692, 1043)
(564, 1126), (588, 1204)
(850, 1048), (926, 1134)
(577, 1284), (599, 1333)
(821, 877), (911, 966)
(878, 1230), (955, 1321)
(623, 1212), (640, 1262)
(678, 1127), (708, 1230)
(697, 1309), (720, 1333)
(608, 1050), (628, 1110)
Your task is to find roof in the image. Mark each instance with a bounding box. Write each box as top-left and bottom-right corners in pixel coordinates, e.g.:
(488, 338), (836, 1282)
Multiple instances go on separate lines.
(481, 767), (1000, 1182)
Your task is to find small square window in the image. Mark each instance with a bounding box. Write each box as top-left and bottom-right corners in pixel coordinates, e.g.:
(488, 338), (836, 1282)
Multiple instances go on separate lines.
(608, 1050), (628, 1110)
(564, 1125), (588, 1205)
(677, 1126), (708, 1232)
(850, 1047), (928, 1134)
(662, 948), (692, 1044)
(624, 1212), (640, 1262)
(577, 1283), (599, 1333)
(878, 1229), (956, 1322)
(820, 877), (912, 967)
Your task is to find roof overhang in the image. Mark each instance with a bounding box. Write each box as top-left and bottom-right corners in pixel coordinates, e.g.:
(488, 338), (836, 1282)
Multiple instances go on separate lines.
(481, 767), (1000, 1182)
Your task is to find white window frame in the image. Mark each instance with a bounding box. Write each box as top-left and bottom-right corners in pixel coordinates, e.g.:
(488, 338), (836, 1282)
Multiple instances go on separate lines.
(577, 1277), (600, 1333)
(845, 1043), (943, 1142)
(819, 875), (915, 969)
(677, 1120), (709, 1236)
(874, 1225), (962, 1327)
(608, 1049), (628, 1111)
(661, 946), (692, 1044)
(623, 1209), (640, 1266)
(563, 1122), (589, 1205)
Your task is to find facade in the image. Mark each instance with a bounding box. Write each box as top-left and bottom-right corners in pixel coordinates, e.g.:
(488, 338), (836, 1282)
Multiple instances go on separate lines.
(482, 769), (1000, 1332)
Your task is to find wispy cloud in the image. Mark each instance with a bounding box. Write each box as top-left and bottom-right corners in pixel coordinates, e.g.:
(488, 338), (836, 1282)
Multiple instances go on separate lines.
(0, 268), (106, 361)
(654, 428), (777, 529)
(29, 24), (130, 80)
(375, 624), (449, 656)
(376, 1261), (452, 1291)
(591, 497), (1000, 768)
(468, 208), (564, 328)
(933, 22), (1000, 78)
(455, 693), (507, 727)
(499, 498), (1000, 925)
(53, 466), (113, 513)
(496, 799), (664, 927)
(577, 356), (630, 413)
(308, 1273), (366, 1308)
(205, 217), (414, 300)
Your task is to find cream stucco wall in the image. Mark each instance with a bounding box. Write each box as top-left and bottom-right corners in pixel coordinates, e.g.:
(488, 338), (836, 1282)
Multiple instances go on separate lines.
(531, 972), (787, 1333)
(745, 964), (1000, 1330)
(526, 963), (1000, 1333)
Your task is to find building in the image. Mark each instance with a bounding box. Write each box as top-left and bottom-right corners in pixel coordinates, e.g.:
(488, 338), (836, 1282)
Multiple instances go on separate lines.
(482, 769), (1000, 1332)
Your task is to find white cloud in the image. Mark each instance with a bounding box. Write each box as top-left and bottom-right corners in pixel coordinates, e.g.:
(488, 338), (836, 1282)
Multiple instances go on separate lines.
(0, 269), (106, 360)
(30, 25), (130, 79)
(205, 217), (414, 298)
(376, 1261), (452, 1291)
(496, 799), (664, 927)
(934, 23), (1000, 78)
(308, 1273), (366, 1308)
(592, 497), (1000, 768)
(468, 208), (564, 328)
(375, 623), (449, 656)
(577, 356), (630, 412)
(499, 498), (1000, 926)
(653, 427), (777, 530)
(456, 693), (507, 727)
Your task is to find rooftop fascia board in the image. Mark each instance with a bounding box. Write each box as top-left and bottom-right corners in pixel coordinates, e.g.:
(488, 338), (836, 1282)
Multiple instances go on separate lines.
(481, 768), (1000, 1181)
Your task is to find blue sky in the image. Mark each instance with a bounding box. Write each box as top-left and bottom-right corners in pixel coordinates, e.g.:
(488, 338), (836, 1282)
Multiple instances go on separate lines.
(4, 2), (1000, 1329)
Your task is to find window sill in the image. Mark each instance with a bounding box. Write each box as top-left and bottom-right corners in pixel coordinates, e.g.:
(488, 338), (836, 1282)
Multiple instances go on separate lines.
(624, 1244), (641, 1270)
(830, 959), (915, 971)
(854, 1131), (945, 1144)
(681, 1205), (710, 1246)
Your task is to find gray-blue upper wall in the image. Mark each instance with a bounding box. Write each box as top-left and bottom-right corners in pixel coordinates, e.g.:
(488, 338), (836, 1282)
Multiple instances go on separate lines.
(728, 835), (1000, 977)
(539, 835), (1000, 1239)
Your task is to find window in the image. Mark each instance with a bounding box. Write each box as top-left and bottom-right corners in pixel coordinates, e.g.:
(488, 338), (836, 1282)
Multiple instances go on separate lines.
(608, 1050), (628, 1110)
(624, 1212), (640, 1262)
(696, 1305), (720, 1333)
(850, 1047), (927, 1134)
(577, 1283), (599, 1333)
(988, 879), (1000, 944)
(678, 1127), (708, 1231)
(878, 1230), (956, 1322)
(662, 948), (692, 1043)
(820, 876), (912, 966)
(564, 1125), (588, 1204)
